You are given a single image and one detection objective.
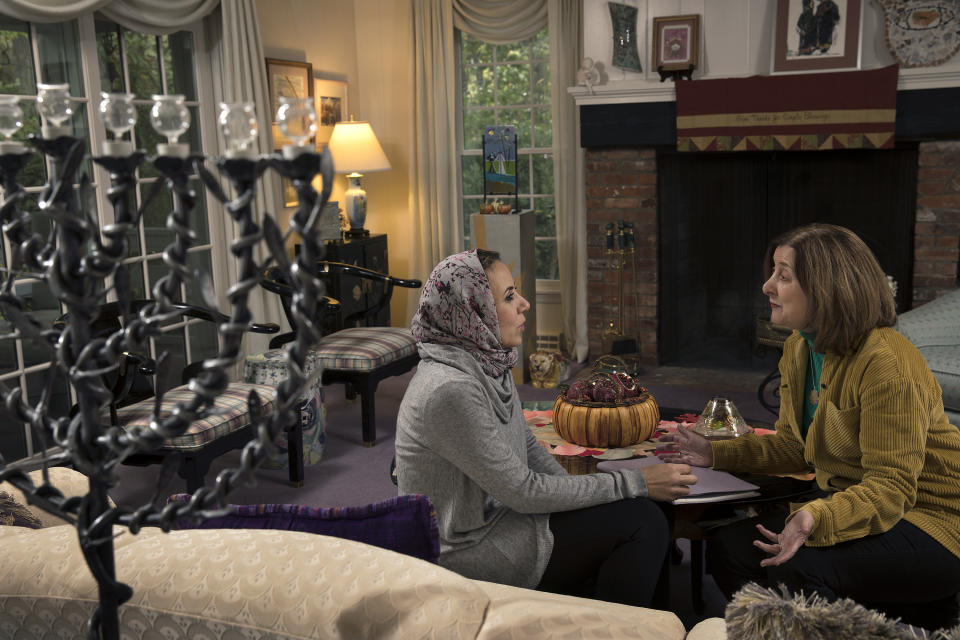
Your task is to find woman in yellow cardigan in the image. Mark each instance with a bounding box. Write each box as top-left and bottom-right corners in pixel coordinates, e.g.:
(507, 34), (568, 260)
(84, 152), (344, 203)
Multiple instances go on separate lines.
(660, 223), (960, 630)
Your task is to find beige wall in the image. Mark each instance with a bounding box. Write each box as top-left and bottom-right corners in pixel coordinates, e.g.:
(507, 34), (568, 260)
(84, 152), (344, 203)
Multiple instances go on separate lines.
(256, 0), (416, 327)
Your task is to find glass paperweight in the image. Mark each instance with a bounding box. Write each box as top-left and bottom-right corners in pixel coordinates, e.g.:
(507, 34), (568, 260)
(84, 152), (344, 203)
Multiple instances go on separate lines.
(608, 2), (642, 73)
(693, 396), (750, 440)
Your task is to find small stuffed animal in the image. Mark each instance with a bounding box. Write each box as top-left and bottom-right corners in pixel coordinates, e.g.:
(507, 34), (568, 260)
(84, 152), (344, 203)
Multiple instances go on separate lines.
(529, 349), (570, 389)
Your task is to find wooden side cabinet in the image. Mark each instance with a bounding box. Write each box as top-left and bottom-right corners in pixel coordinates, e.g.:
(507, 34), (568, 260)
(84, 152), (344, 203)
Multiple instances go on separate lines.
(322, 233), (390, 331)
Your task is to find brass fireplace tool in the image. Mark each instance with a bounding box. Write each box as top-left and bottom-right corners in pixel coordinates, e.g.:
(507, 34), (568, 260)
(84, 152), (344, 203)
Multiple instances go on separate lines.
(602, 220), (638, 355)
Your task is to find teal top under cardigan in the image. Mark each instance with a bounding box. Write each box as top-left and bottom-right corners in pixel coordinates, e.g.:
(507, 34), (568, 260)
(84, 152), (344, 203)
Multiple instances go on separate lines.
(800, 330), (825, 440)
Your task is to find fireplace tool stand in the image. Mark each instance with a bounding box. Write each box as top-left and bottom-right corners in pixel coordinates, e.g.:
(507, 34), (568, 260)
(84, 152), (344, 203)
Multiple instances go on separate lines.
(601, 220), (639, 356)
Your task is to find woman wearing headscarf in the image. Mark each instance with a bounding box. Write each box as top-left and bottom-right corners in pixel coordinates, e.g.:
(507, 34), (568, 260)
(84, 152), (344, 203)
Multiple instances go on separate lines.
(395, 249), (696, 607)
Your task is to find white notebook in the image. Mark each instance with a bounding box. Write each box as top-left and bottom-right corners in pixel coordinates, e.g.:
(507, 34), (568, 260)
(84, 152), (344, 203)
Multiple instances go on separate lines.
(597, 456), (760, 504)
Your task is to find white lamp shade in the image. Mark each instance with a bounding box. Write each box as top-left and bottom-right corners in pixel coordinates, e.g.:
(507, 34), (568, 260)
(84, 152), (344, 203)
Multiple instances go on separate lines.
(328, 120), (391, 174)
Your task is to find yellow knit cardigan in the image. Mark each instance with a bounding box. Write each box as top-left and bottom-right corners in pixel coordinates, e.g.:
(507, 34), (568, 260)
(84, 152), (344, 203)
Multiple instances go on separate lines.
(711, 327), (960, 559)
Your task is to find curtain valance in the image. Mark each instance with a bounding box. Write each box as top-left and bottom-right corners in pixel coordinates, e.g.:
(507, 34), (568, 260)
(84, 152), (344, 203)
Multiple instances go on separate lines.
(452, 0), (547, 44)
(2, 0), (220, 35)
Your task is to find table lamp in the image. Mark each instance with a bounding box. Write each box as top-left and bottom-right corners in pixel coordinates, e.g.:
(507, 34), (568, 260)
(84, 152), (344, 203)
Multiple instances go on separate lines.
(328, 118), (391, 237)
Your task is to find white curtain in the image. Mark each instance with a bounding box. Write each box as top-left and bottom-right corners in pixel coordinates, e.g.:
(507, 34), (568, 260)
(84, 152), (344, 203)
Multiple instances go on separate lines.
(549, 0), (587, 362)
(409, 0), (586, 359)
(2, 0), (220, 34)
(213, 0), (286, 354)
(409, 0), (460, 296)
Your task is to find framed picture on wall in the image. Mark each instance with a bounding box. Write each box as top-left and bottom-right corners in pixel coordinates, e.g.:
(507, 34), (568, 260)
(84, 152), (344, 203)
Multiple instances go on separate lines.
(315, 77), (348, 150)
(773, 0), (862, 73)
(265, 58), (314, 149)
(652, 14), (700, 71)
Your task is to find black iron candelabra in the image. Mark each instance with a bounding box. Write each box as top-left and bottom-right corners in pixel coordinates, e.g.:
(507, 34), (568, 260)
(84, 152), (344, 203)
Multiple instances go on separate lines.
(0, 128), (333, 639)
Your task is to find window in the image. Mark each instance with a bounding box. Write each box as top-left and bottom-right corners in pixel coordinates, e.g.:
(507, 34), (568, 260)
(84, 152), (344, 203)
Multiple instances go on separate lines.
(458, 26), (558, 281)
(0, 15), (221, 462)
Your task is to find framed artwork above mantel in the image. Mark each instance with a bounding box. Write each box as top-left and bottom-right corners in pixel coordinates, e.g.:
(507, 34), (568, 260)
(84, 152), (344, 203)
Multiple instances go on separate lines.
(652, 15), (700, 72)
(773, 0), (862, 73)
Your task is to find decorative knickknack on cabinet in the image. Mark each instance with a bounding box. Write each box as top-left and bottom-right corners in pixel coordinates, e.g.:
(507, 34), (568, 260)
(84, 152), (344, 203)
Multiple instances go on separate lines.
(470, 210), (537, 385)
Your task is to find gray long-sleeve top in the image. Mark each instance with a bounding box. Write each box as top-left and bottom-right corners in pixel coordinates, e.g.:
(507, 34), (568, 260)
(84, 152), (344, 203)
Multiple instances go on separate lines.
(395, 342), (650, 589)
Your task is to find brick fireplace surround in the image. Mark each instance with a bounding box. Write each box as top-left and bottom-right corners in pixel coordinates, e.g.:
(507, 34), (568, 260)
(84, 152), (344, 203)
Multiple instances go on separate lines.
(584, 141), (960, 364)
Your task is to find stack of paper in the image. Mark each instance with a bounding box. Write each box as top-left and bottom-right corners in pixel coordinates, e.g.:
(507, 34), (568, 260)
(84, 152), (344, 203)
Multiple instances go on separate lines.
(597, 456), (760, 504)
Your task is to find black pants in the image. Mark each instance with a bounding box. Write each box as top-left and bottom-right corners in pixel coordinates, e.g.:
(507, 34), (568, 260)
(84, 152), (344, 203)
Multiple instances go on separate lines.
(536, 497), (670, 608)
(707, 508), (960, 630)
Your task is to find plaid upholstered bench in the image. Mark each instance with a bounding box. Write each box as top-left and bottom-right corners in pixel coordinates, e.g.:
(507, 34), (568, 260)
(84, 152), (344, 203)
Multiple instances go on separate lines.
(244, 326), (419, 446)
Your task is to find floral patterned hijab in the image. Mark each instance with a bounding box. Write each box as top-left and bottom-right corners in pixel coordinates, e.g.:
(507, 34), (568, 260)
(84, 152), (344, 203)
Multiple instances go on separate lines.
(411, 250), (518, 378)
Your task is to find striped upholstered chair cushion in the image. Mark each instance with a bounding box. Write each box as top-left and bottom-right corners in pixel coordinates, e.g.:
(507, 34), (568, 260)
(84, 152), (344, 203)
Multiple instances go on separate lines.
(312, 327), (417, 371)
(107, 382), (277, 451)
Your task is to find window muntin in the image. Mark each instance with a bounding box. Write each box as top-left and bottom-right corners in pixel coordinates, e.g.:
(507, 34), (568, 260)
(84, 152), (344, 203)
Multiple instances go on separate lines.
(458, 27), (558, 281)
(0, 16), (218, 462)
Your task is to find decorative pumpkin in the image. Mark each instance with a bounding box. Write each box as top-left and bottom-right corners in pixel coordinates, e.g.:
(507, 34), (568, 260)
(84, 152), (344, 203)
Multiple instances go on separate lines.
(552, 391), (660, 448)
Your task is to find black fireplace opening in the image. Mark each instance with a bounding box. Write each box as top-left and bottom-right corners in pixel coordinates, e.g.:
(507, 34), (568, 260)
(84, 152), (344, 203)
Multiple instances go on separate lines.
(657, 145), (919, 370)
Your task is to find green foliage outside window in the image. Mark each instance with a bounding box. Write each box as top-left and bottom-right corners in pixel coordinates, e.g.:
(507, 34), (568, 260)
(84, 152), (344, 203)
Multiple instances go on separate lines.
(459, 26), (558, 281)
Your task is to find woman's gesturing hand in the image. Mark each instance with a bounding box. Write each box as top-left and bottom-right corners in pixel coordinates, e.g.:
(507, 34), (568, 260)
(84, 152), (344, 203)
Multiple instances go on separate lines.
(755, 510), (814, 567)
(641, 463), (698, 501)
(656, 426), (714, 468)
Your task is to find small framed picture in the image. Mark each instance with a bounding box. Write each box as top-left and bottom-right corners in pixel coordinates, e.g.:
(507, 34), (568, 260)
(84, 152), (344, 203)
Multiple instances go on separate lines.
(314, 77), (348, 150)
(652, 15), (700, 71)
(265, 58), (314, 149)
(773, 0), (862, 73)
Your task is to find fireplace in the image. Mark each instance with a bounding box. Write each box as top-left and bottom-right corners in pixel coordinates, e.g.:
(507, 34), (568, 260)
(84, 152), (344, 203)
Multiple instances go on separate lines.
(582, 101), (960, 366)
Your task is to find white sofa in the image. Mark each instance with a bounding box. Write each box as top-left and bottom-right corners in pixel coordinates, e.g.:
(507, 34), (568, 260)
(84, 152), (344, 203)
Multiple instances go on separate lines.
(0, 467), (724, 639)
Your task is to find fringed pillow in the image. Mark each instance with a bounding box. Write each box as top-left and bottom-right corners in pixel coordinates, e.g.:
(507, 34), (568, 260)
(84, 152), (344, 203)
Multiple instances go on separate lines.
(724, 582), (960, 640)
(0, 491), (42, 529)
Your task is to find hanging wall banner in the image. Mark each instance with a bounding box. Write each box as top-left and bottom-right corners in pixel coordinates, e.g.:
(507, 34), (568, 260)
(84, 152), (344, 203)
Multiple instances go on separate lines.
(675, 65), (898, 152)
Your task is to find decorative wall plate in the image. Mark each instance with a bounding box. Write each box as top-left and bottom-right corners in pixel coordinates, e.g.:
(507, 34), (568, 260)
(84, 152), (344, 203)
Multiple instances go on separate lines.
(876, 0), (960, 67)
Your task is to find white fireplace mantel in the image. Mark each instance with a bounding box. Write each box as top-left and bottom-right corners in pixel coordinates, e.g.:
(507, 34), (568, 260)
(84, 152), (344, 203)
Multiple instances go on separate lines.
(568, 67), (960, 108)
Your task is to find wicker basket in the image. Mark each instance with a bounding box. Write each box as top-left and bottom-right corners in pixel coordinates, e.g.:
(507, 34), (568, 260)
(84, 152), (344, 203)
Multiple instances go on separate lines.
(552, 392), (660, 448)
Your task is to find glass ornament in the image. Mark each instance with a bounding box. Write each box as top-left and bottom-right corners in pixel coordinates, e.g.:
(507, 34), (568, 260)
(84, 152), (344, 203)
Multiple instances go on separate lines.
(277, 96), (316, 147)
(218, 102), (258, 153)
(36, 83), (73, 127)
(150, 94), (191, 144)
(99, 92), (137, 139)
(0, 96), (23, 140)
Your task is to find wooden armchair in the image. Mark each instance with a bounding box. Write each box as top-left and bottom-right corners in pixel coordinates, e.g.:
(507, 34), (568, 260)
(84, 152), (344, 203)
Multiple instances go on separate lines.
(254, 261), (422, 446)
(55, 300), (318, 492)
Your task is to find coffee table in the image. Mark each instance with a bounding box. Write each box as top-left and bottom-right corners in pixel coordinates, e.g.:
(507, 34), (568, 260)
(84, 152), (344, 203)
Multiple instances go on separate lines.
(522, 402), (818, 612)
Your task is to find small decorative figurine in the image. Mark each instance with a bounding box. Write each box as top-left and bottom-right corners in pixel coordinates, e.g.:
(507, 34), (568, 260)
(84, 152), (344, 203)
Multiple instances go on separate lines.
(529, 349), (570, 388)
